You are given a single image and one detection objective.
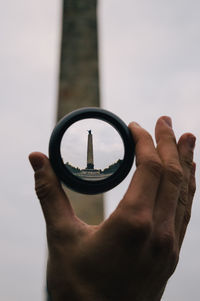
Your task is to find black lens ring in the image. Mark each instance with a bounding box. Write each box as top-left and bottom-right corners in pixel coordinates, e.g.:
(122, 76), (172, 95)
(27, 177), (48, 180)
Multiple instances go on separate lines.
(49, 107), (135, 194)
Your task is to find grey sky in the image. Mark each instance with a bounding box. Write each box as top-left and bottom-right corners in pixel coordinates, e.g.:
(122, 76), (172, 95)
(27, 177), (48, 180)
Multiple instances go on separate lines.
(0, 0), (200, 300)
(100, 1), (200, 300)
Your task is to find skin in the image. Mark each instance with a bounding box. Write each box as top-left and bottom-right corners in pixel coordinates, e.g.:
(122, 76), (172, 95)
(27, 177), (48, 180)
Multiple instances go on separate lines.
(29, 116), (196, 301)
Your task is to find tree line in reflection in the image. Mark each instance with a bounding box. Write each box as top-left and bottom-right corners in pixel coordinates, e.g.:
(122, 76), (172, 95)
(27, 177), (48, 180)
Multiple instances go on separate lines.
(65, 159), (122, 174)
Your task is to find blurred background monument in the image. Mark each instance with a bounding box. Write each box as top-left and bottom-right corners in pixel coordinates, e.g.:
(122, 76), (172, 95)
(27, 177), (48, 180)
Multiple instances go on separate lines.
(57, 0), (103, 224)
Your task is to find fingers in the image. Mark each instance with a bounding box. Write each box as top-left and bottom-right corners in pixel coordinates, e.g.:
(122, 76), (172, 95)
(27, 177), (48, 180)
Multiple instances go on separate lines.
(178, 162), (196, 247)
(174, 134), (196, 245)
(119, 122), (162, 215)
(104, 117), (196, 251)
(153, 117), (183, 231)
(101, 122), (163, 246)
(29, 152), (74, 227)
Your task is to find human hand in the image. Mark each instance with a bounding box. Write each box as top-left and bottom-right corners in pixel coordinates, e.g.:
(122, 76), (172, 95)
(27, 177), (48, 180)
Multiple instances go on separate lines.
(29, 116), (196, 301)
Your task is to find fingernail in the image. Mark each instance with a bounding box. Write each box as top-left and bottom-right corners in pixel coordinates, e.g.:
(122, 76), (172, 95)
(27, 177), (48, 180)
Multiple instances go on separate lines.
(162, 116), (172, 127)
(187, 135), (196, 149)
(29, 155), (44, 171)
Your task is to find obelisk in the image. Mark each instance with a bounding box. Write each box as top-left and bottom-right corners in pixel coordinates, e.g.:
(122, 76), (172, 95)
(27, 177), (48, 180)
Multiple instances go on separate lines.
(87, 130), (94, 169)
(56, 0), (103, 226)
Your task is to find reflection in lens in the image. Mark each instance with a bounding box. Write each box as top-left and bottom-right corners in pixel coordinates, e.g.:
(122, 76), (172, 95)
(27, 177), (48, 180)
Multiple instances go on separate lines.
(61, 119), (124, 181)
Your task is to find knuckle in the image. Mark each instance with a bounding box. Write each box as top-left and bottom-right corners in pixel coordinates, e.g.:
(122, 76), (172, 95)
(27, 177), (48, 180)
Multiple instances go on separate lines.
(178, 195), (187, 206)
(132, 216), (152, 237)
(34, 170), (55, 200)
(35, 180), (52, 200)
(116, 208), (153, 241)
(153, 231), (175, 254)
(165, 163), (183, 186)
(182, 155), (193, 170)
(142, 158), (163, 178)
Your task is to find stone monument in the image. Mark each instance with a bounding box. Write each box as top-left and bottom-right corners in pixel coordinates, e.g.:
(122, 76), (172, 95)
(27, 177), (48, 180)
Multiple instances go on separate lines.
(56, 0), (103, 225)
(87, 130), (94, 169)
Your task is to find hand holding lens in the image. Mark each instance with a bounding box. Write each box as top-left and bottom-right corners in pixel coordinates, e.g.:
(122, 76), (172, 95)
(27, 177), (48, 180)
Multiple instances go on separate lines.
(49, 108), (135, 194)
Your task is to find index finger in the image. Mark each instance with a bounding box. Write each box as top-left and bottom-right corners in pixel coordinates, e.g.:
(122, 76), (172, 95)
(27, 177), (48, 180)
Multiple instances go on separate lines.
(120, 122), (162, 215)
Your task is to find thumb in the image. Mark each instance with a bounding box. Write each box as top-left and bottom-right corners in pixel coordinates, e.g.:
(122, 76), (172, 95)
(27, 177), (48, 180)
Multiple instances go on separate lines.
(29, 152), (74, 226)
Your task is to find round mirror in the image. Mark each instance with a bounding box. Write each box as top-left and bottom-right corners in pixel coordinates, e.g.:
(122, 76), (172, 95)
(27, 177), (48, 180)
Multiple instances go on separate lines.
(49, 107), (135, 194)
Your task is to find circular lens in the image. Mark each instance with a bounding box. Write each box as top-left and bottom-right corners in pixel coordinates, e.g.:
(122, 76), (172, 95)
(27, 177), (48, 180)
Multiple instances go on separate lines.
(49, 108), (135, 194)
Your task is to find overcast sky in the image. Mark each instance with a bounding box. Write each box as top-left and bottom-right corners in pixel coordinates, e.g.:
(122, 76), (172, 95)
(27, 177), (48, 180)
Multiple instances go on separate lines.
(0, 1), (200, 300)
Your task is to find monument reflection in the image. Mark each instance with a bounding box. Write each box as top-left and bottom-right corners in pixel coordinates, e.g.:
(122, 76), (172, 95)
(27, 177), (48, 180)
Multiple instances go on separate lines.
(65, 129), (123, 181)
(61, 118), (124, 182)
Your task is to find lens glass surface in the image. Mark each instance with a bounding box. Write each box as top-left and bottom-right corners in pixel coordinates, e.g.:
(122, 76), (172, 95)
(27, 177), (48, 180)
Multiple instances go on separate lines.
(60, 118), (124, 181)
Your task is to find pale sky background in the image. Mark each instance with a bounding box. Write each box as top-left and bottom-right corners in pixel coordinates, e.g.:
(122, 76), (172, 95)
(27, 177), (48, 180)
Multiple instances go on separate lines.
(0, 1), (200, 300)
(61, 118), (124, 170)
